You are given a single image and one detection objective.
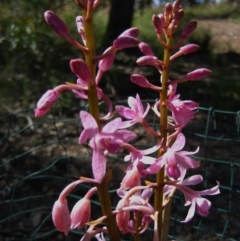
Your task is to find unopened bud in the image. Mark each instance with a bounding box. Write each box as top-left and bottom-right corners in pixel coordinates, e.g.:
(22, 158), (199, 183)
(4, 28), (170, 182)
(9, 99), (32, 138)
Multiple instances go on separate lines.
(116, 199), (130, 234)
(119, 27), (139, 38)
(70, 198), (91, 229)
(186, 68), (211, 81)
(120, 167), (140, 190)
(152, 15), (163, 34)
(139, 42), (155, 56)
(52, 199), (71, 235)
(172, 9), (184, 25)
(173, 0), (181, 13)
(113, 36), (140, 50)
(165, 3), (173, 17)
(181, 21), (197, 40)
(76, 16), (86, 45)
(35, 89), (60, 117)
(136, 56), (159, 66)
(44, 11), (69, 37)
(70, 59), (92, 83)
(180, 44), (199, 55)
(98, 47), (116, 71)
(131, 74), (150, 88)
(158, 14), (167, 29)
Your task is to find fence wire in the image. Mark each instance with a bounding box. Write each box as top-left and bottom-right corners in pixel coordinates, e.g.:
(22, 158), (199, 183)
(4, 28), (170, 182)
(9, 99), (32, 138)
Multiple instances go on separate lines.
(0, 101), (240, 241)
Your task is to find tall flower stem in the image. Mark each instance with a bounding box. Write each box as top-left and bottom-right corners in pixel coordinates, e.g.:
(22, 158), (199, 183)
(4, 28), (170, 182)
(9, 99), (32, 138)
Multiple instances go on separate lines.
(82, 7), (99, 125)
(154, 35), (173, 240)
(82, 5), (120, 241)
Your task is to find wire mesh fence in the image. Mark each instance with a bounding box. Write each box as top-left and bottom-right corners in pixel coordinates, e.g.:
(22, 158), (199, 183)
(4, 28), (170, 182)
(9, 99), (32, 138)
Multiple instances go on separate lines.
(0, 101), (240, 241)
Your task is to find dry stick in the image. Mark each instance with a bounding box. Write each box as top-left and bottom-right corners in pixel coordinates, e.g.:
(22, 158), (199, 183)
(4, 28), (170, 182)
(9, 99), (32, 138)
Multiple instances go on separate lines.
(82, 6), (121, 241)
(155, 34), (173, 240)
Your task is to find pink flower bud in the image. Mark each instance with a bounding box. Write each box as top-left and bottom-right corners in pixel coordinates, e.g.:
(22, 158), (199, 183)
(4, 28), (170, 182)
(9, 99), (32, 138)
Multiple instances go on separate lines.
(186, 68), (211, 81)
(164, 3), (173, 17)
(44, 11), (69, 37)
(119, 27), (139, 38)
(98, 47), (116, 71)
(76, 16), (86, 45)
(113, 36), (140, 50)
(139, 42), (155, 56)
(116, 199), (130, 234)
(173, 0), (181, 13)
(35, 89), (60, 117)
(136, 56), (159, 66)
(120, 167), (141, 190)
(180, 44), (199, 55)
(181, 21), (197, 40)
(172, 9), (184, 25)
(70, 198), (91, 229)
(158, 14), (167, 29)
(152, 15), (162, 34)
(52, 199), (71, 235)
(70, 59), (92, 83)
(130, 74), (150, 88)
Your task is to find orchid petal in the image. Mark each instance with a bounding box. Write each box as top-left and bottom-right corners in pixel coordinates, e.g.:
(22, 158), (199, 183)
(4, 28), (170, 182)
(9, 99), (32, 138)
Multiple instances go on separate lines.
(102, 117), (122, 133)
(80, 111), (98, 138)
(139, 141), (162, 155)
(181, 201), (196, 223)
(143, 158), (164, 174)
(196, 197), (211, 216)
(181, 175), (203, 186)
(143, 103), (150, 118)
(195, 181), (220, 196)
(79, 129), (89, 144)
(92, 148), (106, 183)
(114, 130), (137, 142)
(175, 153), (199, 169)
(178, 146), (200, 156)
(171, 133), (185, 151)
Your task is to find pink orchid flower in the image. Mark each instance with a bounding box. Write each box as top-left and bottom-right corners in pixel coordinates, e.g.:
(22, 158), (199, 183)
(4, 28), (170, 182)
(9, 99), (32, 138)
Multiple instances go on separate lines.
(115, 94), (150, 127)
(167, 85), (199, 127)
(123, 142), (162, 178)
(169, 175), (220, 222)
(79, 111), (136, 182)
(116, 187), (154, 234)
(144, 133), (199, 179)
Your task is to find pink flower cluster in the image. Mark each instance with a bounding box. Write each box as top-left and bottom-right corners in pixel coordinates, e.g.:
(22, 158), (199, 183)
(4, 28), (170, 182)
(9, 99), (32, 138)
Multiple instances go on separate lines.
(35, 0), (220, 240)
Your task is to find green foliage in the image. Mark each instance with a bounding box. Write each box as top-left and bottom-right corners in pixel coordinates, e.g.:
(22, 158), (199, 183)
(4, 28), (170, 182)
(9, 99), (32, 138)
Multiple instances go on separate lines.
(184, 3), (240, 20)
(0, 0), (79, 107)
